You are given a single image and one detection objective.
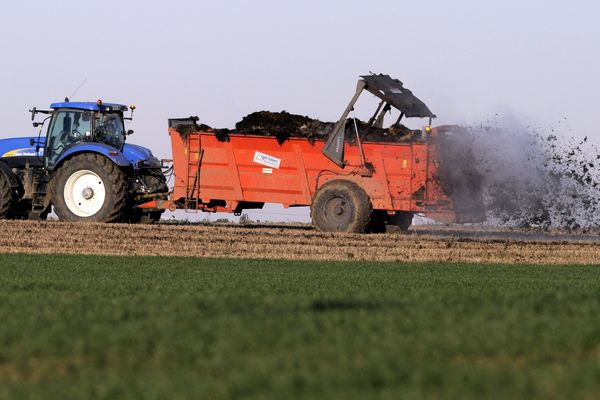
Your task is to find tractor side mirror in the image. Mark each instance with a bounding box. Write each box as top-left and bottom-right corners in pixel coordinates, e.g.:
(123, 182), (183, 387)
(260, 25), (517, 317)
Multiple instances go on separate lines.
(126, 130), (134, 136)
(30, 107), (37, 121)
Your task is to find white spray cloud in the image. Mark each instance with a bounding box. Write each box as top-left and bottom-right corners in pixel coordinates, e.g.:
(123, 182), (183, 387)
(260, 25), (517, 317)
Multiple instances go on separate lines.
(441, 113), (600, 229)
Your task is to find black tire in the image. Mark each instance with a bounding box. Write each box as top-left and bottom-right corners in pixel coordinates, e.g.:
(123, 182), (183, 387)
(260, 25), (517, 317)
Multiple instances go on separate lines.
(127, 209), (163, 224)
(310, 180), (372, 233)
(367, 210), (388, 233)
(51, 153), (127, 222)
(140, 211), (163, 224)
(389, 211), (414, 231)
(0, 172), (13, 219)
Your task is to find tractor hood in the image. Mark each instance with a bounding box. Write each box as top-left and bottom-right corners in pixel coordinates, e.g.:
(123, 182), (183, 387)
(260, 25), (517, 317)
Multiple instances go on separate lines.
(0, 137), (43, 158)
(122, 143), (161, 168)
(0, 137), (160, 169)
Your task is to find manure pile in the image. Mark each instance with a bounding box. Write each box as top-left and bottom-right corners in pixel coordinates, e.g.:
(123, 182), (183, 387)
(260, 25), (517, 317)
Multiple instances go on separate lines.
(206, 111), (421, 144)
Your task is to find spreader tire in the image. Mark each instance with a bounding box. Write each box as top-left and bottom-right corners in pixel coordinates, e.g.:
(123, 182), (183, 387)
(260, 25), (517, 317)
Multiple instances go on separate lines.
(311, 180), (372, 233)
(51, 154), (127, 222)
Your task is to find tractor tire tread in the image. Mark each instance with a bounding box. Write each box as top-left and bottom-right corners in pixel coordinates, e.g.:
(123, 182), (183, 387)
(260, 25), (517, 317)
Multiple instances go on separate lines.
(0, 173), (12, 219)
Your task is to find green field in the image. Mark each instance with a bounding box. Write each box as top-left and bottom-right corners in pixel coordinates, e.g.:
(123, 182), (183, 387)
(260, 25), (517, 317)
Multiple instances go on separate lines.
(1, 254), (600, 399)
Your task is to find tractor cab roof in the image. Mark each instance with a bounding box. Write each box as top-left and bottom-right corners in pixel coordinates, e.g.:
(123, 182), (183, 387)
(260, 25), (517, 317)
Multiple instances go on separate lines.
(50, 102), (128, 112)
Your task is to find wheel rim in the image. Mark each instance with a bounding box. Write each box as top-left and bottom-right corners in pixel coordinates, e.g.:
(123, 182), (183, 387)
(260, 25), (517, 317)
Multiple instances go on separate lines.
(63, 170), (106, 217)
(322, 195), (353, 230)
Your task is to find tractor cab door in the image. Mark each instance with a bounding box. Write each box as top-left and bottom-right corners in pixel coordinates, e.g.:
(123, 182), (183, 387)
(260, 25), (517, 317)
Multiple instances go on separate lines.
(45, 109), (92, 169)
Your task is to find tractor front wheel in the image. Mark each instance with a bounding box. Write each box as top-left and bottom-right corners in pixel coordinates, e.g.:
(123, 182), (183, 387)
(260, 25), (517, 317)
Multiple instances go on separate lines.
(310, 180), (372, 233)
(51, 154), (127, 222)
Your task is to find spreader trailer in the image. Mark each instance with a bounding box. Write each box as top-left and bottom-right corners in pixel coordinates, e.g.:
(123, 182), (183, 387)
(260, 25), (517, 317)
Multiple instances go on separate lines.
(146, 74), (485, 232)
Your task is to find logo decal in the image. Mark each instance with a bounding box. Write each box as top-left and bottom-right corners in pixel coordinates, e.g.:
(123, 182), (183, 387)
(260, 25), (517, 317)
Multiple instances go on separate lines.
(2, 148), (40, 158)
(253, 151), (281, 169)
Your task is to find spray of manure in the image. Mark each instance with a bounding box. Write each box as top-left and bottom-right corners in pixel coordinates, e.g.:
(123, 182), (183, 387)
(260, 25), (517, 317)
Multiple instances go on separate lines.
(439, 116), (600, 229)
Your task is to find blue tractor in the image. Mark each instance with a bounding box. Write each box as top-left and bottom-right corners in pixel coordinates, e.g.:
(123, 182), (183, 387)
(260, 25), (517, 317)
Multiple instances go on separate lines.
(0, 100), (168, 222)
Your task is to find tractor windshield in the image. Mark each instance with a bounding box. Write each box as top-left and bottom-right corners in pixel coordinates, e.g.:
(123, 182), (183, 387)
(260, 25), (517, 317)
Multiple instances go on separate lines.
(95, 112), (125, 149)
(45, 110), (93, 168)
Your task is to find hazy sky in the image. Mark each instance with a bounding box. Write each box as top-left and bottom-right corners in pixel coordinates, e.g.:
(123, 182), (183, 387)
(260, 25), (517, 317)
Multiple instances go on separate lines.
(1, 0), (598, 221)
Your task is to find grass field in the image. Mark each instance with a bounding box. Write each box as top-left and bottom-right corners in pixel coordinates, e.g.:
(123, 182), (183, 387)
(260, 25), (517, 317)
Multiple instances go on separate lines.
(1, 254), (600, 399)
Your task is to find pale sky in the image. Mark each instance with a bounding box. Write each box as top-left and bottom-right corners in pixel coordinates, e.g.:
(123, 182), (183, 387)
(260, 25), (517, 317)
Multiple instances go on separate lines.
(1, 0), (598, 222)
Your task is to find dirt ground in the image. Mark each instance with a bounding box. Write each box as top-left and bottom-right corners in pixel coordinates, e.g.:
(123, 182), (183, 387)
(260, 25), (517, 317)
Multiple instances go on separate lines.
(1, 220), (599, 265)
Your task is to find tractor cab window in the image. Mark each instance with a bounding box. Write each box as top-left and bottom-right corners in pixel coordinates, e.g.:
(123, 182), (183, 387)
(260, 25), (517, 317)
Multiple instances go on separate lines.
(45, 110), (92, 168)
(95, 113), (125, 149)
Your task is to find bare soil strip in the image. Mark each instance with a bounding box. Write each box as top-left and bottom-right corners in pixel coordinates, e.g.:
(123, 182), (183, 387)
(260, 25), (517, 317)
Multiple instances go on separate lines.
(1, 220), (599, 264)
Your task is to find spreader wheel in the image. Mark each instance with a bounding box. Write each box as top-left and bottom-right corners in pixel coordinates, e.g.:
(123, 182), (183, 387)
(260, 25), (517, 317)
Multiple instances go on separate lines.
(311, 180), (372, 233)
(51, 154), (127, 222)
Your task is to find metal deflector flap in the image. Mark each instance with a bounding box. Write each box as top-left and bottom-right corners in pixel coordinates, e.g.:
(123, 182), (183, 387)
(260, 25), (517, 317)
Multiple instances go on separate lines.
(322, 80), (366, 167)
(322, 74), (435, 167)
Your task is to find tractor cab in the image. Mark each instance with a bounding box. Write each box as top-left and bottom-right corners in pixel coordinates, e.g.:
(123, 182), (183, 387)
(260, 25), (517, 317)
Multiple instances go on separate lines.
(31, 101), (133, 170)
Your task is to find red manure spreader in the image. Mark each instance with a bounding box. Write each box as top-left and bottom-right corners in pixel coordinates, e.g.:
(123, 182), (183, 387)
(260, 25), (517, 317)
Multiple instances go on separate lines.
(146, 74), (486, 232)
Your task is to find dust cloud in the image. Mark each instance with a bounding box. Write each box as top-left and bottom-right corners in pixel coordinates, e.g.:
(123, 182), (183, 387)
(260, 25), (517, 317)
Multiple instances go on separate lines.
(441, 115), (600, 229)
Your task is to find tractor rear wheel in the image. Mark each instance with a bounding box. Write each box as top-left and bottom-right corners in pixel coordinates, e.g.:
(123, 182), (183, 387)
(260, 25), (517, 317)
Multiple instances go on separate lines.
(0, 172), (13, 219)
(310, 180), (372, 233)
(51, 154), (127, 222)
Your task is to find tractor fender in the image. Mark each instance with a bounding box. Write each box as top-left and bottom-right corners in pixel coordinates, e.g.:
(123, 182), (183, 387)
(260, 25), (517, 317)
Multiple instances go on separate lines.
(53, 143), (131, 170)
(0, 160), (22, 190)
